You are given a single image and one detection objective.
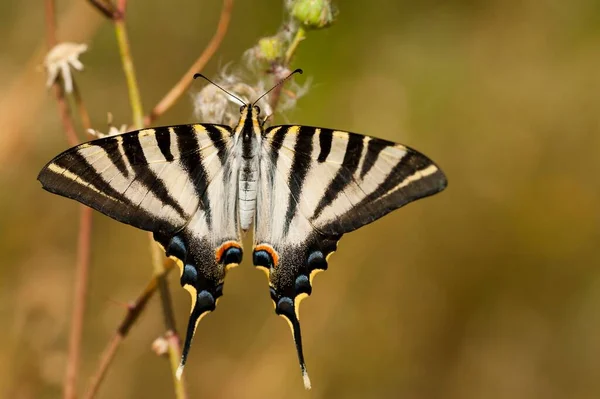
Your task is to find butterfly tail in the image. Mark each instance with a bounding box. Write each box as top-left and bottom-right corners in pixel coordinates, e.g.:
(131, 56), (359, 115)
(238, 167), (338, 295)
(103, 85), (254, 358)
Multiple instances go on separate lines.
(275, 296), (312, 390)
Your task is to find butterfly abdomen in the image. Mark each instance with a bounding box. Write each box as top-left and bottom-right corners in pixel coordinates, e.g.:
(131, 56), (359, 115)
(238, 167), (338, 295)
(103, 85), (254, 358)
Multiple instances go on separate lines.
(238, 118), (260, 231)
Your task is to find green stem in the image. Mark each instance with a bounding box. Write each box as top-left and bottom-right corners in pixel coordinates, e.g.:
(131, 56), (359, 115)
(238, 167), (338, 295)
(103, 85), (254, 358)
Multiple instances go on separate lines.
(114, 19), (144, 129)
(284, 26), (306, 65)
(113, 12), (187, 399)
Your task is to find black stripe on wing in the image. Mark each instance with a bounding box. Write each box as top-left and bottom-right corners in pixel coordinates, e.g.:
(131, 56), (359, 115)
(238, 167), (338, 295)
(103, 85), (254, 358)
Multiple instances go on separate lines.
(321, 147), (447, 235)
(122, 134), (187, 219)
(311, 132), (364, 220)
(282, 126), (315, 236)
(359, 137), (390, 179)
(156, 128), (175, 162)
(317, 128), (333, 162)
(176, 125), (214, 229)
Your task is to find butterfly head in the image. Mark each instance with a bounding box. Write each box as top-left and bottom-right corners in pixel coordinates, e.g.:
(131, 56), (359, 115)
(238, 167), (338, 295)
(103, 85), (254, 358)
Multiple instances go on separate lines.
(194, 68), (303, 120)
(239, 103), (262, 116)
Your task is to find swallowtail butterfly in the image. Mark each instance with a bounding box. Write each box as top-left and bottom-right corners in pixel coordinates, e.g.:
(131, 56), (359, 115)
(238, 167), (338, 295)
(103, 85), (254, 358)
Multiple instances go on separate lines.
(38, 70), (447, 389)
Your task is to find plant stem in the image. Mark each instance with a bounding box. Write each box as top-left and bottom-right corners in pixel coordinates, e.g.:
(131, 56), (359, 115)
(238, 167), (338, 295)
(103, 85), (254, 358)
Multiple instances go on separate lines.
(269, 26), (306, 112)
(45, 3), (94, 399)
(149, 234), (188, 399)
(144, 0), (234, 126)
(73, 81), (92, 132)
(53, 84), (81, 147)
(84, 260), (175, 399)
(86, 0), (119, 19)
(284, 26), (305, 66)
(114, 18), (144, 128)
(113, 7), (187, 398)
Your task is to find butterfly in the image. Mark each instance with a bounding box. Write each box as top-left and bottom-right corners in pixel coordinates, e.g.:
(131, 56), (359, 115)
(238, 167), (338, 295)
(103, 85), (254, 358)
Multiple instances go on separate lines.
(37, 69), (447, 389)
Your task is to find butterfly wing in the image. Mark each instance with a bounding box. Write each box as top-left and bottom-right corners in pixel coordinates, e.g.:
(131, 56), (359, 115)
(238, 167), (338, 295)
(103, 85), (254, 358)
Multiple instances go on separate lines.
(38, 124), (243, 374)
(254, 125), (447, 388)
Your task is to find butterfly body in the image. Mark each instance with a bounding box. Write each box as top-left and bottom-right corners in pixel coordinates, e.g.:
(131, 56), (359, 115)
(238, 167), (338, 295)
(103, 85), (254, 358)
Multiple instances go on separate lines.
(38, 102), (447, 389)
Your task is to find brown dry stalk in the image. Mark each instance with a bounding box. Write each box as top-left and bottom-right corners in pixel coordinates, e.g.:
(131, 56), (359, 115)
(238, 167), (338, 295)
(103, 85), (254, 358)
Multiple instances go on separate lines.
(144, 0), (234, 125)
(64, 205), (93, 399)
(44, 2), (94, 399)
(84, 261), (175, 399)
(86, 0), (119, 19)
(73, 81), (93, 132)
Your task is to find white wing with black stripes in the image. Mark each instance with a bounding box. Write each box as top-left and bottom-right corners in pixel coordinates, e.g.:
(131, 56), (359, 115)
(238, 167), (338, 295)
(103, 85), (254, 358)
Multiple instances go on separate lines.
(253, 125), (447, 388)
(37, 101), (447, 390)
(37, 124), (245, 374)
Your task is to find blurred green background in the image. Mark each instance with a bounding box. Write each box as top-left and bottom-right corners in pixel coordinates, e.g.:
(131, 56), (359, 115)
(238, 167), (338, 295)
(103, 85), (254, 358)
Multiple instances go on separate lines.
(2, 0), (600, 398)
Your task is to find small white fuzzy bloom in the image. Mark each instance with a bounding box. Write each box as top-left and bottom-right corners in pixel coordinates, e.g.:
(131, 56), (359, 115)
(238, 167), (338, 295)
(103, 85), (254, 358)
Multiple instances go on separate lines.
(44, 42), (88, 93)
(151, 336), (169, 357)
(192, 66), (307, 126)
(87, 114), (128, 138)
(193, 84), (236, 125)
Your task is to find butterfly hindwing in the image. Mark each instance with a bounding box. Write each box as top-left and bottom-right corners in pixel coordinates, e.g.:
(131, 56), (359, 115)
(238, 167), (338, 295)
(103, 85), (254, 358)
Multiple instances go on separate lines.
(253, 125), (447, 386)
(38, 123), (244, 375)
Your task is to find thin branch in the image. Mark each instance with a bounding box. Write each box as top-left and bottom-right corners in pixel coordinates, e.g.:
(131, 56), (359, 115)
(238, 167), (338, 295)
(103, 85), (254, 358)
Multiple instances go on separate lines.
(65, 206), (93, 399)
(116, 0), (128, 15)
(284, 26), (305, 66)
(144, 0), (234, 126)
(45, 0), (58, 48)
(53, 84), (80, 147)
(73, 81), (92, 131)
(84, 260), (176, 399)
(44, 3), (93, 399)
(112, 7), (187, 397)
(114, 19), (144, 128)
(269, 26), (305, 113)
(149, 235), (178, 333)
(149, 234), (188, 399)
(86, 0), (119, 20)
(84, 334), (122, 399)
(46, 0), (80, 147)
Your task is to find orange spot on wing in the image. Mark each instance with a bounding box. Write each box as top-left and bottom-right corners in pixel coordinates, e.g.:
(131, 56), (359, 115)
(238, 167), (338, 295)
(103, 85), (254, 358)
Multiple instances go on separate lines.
(215, 241), (242, 263)
(254, 244), (279, 267)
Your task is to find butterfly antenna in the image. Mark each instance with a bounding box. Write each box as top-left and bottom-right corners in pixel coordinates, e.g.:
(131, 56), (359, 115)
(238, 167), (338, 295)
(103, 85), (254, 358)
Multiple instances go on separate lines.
(252, 68), (303, 106)
(276, 297), (312, 389)
(193, 73), (246, 105)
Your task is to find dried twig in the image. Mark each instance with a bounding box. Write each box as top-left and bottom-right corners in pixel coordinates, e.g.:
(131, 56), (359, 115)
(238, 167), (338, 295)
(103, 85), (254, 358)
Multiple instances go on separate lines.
(84, 260), (175, 399)
(144, 0), (234, 125)
(269, 27), (306, 113)
(86, 0), (120, 20)
(109, 2), (187, 397)
(113, 2), (144, 129)
(44, 2), (94, 399)
(65, 206), (93, 399)
(73, 81), (92, 132)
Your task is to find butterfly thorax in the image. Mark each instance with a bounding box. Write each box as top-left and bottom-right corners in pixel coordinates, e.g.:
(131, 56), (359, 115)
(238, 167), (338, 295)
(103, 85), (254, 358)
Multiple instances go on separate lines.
(236, 105), (263, 232)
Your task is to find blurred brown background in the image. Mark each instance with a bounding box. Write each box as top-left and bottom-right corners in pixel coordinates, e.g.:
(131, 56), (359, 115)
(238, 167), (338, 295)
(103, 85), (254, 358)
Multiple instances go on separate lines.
(2, 0), (600, 398)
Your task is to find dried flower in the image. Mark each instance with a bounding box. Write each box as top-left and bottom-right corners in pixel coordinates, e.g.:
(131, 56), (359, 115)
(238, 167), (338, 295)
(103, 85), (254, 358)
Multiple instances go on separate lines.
(87, 113), (128, 138)
(44, 42), (88, 93)
(151, 336), (169, 357)
(193, 71), (271, 125)
(193, 66), (308, 126)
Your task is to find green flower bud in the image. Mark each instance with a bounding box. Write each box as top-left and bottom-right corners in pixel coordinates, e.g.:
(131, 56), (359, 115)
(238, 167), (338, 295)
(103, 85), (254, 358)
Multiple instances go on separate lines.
(290, 0), (335, 30)
(257, 36), (285, 62)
